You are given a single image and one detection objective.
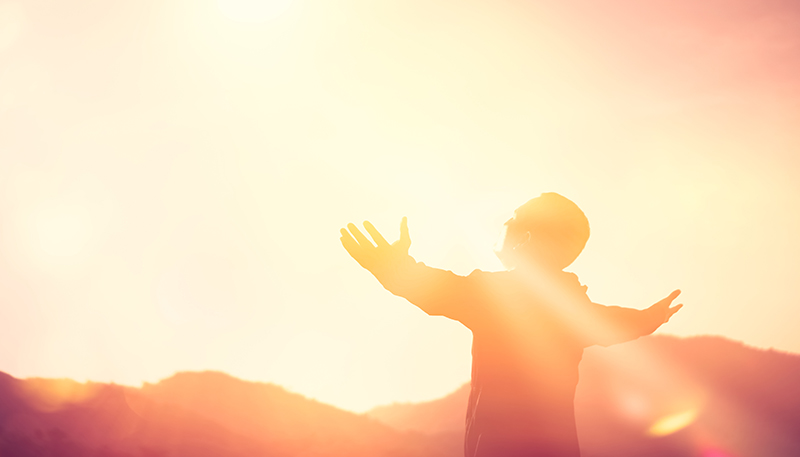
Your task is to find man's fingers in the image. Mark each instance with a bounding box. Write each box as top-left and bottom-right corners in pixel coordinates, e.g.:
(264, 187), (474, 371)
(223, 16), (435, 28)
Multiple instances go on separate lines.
(399, 216), (411, 247)
(665, 303), (683, 322)
(347, 223), (374, 248)
(340, 229), (362, 257)
(363, 221), (390, 247)
(656, 289), (682, 308)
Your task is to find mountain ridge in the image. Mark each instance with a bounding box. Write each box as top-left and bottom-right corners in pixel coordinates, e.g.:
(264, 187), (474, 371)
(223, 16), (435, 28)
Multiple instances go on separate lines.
(1, 334), (799, 456)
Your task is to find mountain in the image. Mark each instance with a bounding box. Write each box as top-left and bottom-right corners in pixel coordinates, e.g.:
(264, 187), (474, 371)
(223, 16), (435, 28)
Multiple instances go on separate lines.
(366, 335), (800, 457)
(132, 371), (458, 457)
(576, 335), (800, 457)
(366, 383), (469, 436)
(2, 335), (798, 457)
(0, 371), (279, 457)
(0, 370), (456, 457)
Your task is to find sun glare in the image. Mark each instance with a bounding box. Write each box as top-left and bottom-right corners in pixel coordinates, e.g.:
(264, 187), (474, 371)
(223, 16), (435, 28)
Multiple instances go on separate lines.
(216, 0), (294, 23)
(34, 206), (91, 259)
(17, 379), (98, 413)
(0, 2), (26, 52)
(647, 409), (699, 436)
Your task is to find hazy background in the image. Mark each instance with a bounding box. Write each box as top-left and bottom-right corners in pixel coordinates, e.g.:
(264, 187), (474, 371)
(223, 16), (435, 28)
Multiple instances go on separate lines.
(0, 0), (798, 412)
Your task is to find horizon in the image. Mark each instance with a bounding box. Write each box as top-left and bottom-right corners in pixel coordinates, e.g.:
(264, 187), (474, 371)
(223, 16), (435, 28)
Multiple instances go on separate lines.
(0, 0), (799, 413)
(4, 332), (797, 413)
(4, 333), (799, 456)
(2, 332), (796, 414)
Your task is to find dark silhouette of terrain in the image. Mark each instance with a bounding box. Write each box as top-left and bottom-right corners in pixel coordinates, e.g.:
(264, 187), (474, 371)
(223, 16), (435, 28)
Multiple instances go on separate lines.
(0, 370), (455, 457)
(368, 383), (471, 435)
(1, 335), (798, 457)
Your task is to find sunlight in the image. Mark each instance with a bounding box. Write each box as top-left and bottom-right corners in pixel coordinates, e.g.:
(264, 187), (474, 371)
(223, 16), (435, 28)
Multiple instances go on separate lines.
(647, 408), (698, 436)
(16, 378), (99, 413)
(0, 2), (25, 52)
(217, 0), (294, 23)
(617, 391), (650, 419)
(34, 205), (91, 259)
(271, 330), (353, 404)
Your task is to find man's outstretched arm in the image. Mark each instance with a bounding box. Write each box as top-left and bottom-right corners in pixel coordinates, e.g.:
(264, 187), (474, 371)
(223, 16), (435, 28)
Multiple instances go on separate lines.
(340, 218), (481, 322)
(340, 217), (414, 285)
(586, 290), (683, 347)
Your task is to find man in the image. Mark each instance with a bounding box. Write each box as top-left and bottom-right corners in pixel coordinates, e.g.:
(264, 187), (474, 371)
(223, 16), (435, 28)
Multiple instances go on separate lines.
(341, 193), (682, 457)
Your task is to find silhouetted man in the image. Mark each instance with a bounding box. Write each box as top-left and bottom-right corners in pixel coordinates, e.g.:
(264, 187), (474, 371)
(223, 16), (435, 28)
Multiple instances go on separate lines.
(341, 193), (682, 457)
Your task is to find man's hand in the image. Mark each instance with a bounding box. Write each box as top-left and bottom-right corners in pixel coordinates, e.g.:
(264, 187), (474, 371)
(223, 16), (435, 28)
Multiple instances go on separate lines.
(340, 217), (412, 274)
(648, 289), (684, 325)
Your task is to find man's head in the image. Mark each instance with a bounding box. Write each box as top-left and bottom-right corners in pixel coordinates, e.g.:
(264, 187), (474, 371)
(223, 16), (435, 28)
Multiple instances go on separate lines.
(495, 193), (590, 271)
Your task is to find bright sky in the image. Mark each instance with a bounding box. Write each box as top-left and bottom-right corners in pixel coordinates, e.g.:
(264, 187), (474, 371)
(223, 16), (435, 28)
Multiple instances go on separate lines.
(0, 0), (798, 413)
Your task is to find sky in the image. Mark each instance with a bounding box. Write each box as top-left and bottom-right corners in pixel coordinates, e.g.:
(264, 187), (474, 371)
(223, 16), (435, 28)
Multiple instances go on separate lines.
(0, 0), (799, 413)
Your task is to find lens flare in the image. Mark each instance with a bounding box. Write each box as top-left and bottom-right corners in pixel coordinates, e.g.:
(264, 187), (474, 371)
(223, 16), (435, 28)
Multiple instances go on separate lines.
(647, 408), (698, 436)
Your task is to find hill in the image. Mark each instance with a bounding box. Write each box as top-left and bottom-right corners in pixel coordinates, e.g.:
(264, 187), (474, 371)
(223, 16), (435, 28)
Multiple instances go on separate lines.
(366, 335), (800, 457)
(0, 370), (455, 457)
(1, 335), (798, 456)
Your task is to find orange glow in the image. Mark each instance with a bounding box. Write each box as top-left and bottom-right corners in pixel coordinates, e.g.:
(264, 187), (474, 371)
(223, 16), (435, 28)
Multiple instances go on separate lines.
(15, 378), (99, 413)
(702, 449), (736, 457)
(647, 408), (698, 436)
(0, 0), (797, 416)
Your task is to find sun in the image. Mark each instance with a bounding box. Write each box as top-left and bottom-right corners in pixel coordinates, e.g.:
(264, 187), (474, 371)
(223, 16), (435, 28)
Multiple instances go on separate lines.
(216, 0), (294, 23)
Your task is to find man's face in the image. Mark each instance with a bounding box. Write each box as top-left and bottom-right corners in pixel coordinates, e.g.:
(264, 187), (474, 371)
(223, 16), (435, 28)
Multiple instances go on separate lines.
(495, 212), (568, 271)
(494, 214), (528, 269)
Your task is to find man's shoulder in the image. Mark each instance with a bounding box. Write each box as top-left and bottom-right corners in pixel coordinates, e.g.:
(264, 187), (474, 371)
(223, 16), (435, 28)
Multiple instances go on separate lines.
(560, 271), (583, 286)
(464, 269), (518, 292)
(470, 268), (583, 282)
(466, 268), (512, 280)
